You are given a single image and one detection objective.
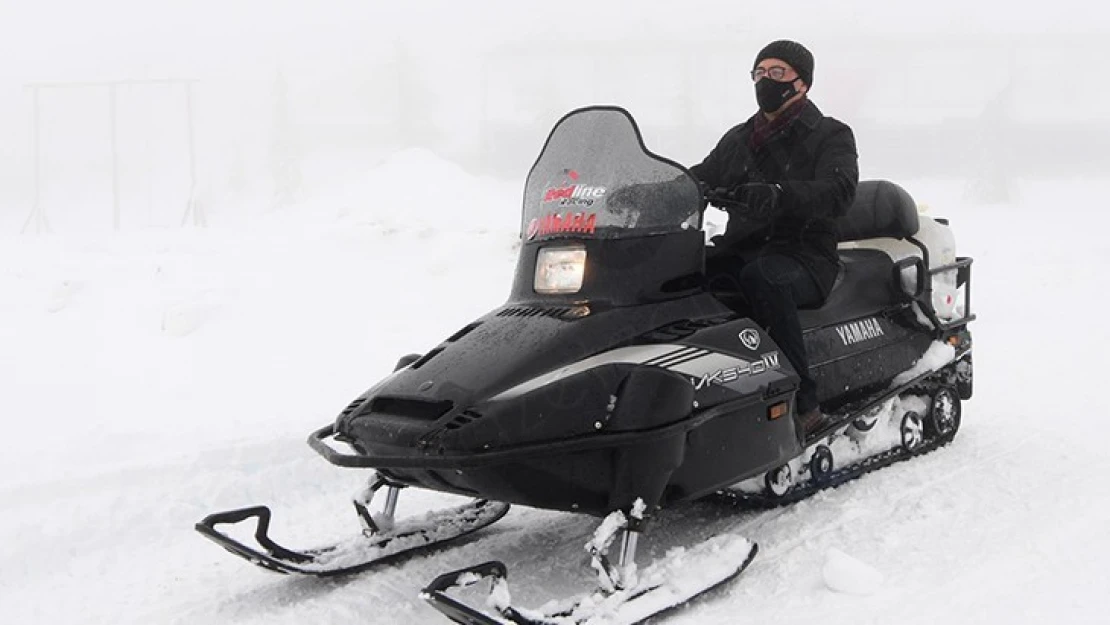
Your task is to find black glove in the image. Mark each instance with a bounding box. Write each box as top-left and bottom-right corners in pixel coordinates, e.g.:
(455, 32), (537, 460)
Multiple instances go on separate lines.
(730, 183), (781, 220)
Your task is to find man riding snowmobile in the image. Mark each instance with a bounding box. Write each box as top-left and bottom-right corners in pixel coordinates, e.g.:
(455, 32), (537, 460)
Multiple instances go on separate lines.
(196, 93), (974, 624)
(690, 39), (858, 437)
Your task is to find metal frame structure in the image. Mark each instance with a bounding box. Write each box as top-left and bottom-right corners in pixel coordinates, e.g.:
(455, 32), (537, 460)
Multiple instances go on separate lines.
(21, 78), (201, 233)
(896, 236), (976, 335)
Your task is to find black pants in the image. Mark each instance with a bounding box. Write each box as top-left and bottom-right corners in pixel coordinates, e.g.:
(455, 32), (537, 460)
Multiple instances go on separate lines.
(706, 251), (825, 413)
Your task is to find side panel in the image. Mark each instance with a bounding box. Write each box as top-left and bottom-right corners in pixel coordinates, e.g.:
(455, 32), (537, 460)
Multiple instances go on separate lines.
(673, 320), (799, 410)
(341, 292), (731, 457)
(807, 309), (934, 410)
(664, 400), (800, 505)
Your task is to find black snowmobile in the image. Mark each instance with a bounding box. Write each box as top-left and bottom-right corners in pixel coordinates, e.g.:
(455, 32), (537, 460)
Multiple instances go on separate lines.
(197, 106), (974, 624)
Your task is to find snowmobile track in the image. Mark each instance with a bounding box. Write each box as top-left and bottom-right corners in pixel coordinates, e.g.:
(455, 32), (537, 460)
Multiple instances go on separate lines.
(714, 426), (959, 508)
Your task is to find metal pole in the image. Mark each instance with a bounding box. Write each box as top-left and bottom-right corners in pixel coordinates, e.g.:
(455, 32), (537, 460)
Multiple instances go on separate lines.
(109, 84), (120, 231)
(382, 486), (400, 521)
(20, 78), (199, 234)
(618, 529), (639, 569)
(479, 55), (489, 173)
(22, 87), (49, 234)
(33, 87), (42, 232)
(184, 81), (201, 226)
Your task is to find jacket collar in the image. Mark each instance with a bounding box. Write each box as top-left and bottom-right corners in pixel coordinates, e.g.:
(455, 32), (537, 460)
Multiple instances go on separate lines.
(745, 98), (822, 132)
(796, 98), (822, 130)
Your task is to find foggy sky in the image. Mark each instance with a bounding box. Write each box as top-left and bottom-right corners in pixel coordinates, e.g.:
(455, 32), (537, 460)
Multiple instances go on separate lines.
(2, 1), (1108, 230)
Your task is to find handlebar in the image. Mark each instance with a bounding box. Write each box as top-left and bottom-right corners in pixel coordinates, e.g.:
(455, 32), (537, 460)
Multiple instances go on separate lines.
(703, 187), (753, 213)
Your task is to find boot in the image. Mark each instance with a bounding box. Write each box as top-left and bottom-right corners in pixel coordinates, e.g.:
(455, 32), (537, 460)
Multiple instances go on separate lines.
(796, 406), (827, 438)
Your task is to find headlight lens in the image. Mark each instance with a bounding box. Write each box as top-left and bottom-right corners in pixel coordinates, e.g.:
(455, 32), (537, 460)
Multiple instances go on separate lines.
(534, 246), (587, 294)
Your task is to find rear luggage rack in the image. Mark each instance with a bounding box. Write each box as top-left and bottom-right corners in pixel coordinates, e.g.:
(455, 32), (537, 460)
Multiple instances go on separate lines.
(899, 237), (976, 335)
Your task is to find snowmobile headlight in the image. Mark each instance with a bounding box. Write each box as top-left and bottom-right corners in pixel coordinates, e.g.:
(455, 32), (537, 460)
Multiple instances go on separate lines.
(534, 246), (587, 294)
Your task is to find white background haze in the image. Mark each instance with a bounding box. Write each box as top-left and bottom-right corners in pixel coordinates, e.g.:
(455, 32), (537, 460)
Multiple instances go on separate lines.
(2, 2), (1109, 624)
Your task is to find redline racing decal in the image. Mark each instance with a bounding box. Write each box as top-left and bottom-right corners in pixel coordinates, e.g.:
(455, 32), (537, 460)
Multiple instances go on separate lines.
(692, 352), (781, 390)
(543, 184), (607, 207)
(542, 168), (606, 208)
(835, 317), (886, 346)
(527, 212), (597, 240)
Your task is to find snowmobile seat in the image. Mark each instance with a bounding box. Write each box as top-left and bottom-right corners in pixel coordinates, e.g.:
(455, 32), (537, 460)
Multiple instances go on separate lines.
(711, 181), (917, 318)
(833, 180), (919, 243)
(797, 181), (919, 324)
(798, 249), (896, 329)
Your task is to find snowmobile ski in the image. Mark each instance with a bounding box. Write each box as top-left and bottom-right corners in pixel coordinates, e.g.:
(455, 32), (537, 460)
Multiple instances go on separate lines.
(422, 507), (758, 624)
(195, 477), (509, 576)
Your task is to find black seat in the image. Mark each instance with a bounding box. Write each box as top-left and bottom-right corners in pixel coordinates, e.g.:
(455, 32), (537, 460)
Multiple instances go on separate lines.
(798, 249), (896, 329)
(711, 180), (917, 316)
(835, 180), (919, 243)
(798, 181), (917, 316)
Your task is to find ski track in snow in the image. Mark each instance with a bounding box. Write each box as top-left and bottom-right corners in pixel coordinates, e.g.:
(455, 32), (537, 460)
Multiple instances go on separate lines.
(3, 172), (1110, 624)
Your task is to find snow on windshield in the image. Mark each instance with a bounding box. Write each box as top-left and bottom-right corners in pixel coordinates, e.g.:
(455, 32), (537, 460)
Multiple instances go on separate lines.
(521, 107), (702, 241)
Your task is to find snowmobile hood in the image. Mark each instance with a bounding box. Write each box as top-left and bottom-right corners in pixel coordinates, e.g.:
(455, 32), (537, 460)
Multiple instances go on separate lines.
(333, 291), (737, 455)
(332, 107), (727, 457)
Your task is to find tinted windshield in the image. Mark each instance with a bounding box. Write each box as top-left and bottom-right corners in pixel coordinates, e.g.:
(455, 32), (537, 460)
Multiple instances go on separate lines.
(521, 107), (702, 241)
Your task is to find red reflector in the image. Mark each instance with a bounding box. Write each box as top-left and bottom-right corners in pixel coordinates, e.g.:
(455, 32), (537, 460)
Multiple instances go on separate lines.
(769, 402), (788, 420)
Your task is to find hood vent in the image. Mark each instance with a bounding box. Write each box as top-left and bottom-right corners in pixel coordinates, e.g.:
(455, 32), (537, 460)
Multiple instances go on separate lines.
(410, 346), (445, 370)
(444, 409), (484, 431)
(497, 306), (589, 321)
(447, 321), (483, 342)
(641, 315), (735, 342)
(416, 409), (485, 449)
(358, 396), (455, 422)
(337, 396), (368, 420)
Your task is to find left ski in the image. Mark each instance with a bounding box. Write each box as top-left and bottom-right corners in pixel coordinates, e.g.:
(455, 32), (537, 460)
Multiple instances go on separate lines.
(196, 474), (510, 577)
(422, 516), (757, 624)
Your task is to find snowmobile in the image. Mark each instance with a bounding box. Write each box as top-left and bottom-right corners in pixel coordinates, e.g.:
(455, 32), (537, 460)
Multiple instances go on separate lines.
(196, 106), (974, 624)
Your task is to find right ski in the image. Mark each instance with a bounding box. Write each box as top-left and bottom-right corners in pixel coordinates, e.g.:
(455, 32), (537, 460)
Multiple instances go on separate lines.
(196, 479), (510, 576)
(422, 507), (758, 625)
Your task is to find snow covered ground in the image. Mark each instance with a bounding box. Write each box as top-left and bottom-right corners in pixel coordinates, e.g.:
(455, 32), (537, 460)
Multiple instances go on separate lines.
(2, 151), (1109, 624)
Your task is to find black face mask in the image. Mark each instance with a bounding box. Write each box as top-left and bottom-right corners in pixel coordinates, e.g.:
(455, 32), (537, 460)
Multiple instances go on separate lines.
(755, 77), (798, 113)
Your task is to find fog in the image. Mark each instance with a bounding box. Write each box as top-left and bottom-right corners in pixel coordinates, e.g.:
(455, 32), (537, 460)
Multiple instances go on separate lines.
(5, 5), (1110, 622)
(2, 0), (1108, 232)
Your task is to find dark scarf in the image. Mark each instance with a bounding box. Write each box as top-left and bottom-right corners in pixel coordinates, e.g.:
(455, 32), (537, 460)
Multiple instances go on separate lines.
(749, 97), (807, 151)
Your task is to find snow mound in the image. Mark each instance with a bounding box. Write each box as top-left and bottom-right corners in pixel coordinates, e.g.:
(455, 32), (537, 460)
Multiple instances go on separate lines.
(375, 147), (474, 183)
(327, 147), (516, 233)
(46, 279), (83, 312)
(822, 547), (884, 595)
(893, 340), (956, 387)
(161, 291), (222, 337)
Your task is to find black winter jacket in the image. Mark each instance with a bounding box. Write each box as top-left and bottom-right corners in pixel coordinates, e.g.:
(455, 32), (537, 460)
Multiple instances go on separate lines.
(690, 99), (858, 297)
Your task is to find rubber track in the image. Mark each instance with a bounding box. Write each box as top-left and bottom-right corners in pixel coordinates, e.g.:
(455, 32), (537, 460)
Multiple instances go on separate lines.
(715, 427), (957, 508)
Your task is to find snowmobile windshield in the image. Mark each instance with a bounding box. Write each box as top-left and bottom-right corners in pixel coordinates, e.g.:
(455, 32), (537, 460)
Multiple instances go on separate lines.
(521, 107), (702, 241)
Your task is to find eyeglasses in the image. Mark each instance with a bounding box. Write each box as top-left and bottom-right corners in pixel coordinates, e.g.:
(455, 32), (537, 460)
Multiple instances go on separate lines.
(750, 66), (791, 82)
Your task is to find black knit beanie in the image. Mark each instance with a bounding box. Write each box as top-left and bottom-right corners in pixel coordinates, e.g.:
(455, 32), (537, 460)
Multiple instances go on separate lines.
(753, 40), (814, 87)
